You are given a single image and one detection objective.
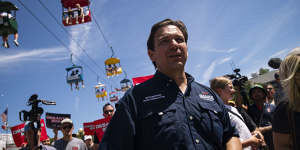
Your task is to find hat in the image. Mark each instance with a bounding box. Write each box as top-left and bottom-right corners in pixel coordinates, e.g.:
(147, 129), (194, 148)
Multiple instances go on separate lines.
(61, 118), (73, 124)
(249, 84), (267, 99)
(84, 135), (92, 141)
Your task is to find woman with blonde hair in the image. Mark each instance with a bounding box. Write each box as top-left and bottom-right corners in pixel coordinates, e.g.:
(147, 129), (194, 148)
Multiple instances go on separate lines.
(210, 76), (264, 150)
(272, 47), (300, 150)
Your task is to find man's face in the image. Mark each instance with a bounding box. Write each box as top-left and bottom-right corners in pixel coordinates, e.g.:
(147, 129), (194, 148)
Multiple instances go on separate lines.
(85, 139), (92, 147)
(42, 138), (50, 145)
(219, 82), (236, 103)
(251, 88), (266, 102)
(266, 85), (275, 99)
(103, 105), (115, 118)
(148, 25), (188, 73)
(61, 123), (73, 137)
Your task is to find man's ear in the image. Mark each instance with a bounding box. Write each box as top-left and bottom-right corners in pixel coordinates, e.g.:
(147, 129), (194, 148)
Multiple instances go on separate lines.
(148, 49), (155, 61)
(215, 88), (222, 96)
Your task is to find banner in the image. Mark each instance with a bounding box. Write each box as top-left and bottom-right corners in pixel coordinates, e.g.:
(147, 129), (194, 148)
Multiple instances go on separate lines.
(83, 121), (95, 135)
(83, 117), (111, 142)
(10, 119), (48, 147)
(45, 112), (71, 129)
(132, 75), (154, 86)
(10, 123), (24, 147)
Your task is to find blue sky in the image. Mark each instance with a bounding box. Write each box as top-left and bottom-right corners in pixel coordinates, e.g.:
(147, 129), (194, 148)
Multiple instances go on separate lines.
(1, 0), (299, 138)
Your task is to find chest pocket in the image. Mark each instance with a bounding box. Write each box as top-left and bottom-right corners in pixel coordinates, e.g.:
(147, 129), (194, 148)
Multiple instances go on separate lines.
(141, 107), (177, 129)
(139, 107), (178, 146)
(196, 101), (224, 143)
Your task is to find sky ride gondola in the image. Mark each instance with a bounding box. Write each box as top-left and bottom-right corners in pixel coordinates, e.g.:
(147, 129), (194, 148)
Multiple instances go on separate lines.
(0, 1), (19, 48)
(61, 0), (91, 26)
(109, 91), (118, 102)
(95, 82), (107, 101)
(104, 57), (122, 77)
(120, 78), (131, 92)
(118, 71), (132, 92)
(66, 54), (84, 91)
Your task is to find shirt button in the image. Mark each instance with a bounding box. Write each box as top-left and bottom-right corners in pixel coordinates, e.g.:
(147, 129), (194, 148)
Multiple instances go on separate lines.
(189, 116), (193, 120)
(195, 139), (200, 144)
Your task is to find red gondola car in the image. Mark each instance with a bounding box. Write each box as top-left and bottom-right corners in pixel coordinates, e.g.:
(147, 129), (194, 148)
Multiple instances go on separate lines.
(61, 0), (91, 26)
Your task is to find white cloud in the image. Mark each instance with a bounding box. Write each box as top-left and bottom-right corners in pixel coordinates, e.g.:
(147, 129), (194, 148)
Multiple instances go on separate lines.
(269, 48), (289, 58)
(218, 56), (232, 65)
(201, 60), (217, 84)
(197, 47), (238, 53)
(200, 56), (232, 84)
(239, 2), (296, 65)
(68, 23), (92, 63)
(0, 47), (67, 66)
(227, 48), (237, 53)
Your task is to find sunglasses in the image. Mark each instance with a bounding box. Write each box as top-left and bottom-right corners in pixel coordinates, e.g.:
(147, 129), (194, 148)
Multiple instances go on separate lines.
(266, 88), (273, 91)
(62, 124), (73, 130)
(104, 110), (114, 114)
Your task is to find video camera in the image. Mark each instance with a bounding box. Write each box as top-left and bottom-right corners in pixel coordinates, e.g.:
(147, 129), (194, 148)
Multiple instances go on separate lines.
(19, 94), (56, 123)
(226, 68), (249, 107)
(226, 68), (248, 88)
(19, 94), (56, 148)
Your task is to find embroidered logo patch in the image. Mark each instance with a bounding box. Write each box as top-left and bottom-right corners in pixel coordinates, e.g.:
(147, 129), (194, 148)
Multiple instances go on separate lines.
(144, 94), (165, 102)
(199, 92), (214, 101)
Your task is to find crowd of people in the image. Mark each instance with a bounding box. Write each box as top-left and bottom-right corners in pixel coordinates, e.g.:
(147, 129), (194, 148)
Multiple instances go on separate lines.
(19, 19), (300, 150)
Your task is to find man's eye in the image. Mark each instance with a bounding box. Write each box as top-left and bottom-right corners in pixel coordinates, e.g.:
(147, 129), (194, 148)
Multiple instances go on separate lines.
(176, 37), (184, 43)
(160, 39), (169, 44)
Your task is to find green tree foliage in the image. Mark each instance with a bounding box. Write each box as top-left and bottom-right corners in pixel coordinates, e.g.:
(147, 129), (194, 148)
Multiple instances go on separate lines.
(259, 68), (269, 75)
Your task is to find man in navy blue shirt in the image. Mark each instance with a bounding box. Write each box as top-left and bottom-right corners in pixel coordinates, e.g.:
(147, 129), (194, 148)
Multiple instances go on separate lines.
(98, 19), (241, 150)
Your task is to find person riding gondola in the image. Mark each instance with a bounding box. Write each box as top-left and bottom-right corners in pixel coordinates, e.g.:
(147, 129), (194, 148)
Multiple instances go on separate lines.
(0, 11), (18, 48)
(75, 3), (84, 24)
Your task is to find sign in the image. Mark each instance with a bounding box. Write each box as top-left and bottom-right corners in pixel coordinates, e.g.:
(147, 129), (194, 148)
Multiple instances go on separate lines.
(83, 117), (111, 142)
(132, 75), (154, 86)
(10, 119), (48, 147)
(45, 112), (71, 129)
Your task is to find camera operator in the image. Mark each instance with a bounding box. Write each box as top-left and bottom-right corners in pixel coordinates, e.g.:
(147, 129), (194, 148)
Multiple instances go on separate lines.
(21, 122), (56, 150)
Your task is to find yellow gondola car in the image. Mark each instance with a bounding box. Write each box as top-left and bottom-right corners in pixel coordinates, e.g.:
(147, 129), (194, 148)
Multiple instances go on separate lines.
(104, 57), (122, 77)
(95, 83), (107, 100)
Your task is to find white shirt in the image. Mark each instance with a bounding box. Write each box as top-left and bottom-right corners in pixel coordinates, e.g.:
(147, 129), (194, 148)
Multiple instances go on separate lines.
(225, 105), (252, 150)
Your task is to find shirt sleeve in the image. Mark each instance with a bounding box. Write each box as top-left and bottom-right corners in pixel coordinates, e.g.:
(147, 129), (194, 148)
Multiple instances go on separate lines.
(219, 98), (240, 145)
(98, 91), (137, 150)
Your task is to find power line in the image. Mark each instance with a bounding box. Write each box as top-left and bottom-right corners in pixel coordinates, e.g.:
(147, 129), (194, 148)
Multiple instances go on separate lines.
(90, 9), (115, 57)
(36, 0), (111, 85)
(16, 0), (99, 77)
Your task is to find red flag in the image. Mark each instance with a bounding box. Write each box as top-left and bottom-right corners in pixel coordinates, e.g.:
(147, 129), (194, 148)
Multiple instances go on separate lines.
(83, 117), (111, 141)
(83, 121), (95, 135)
(10, 119), (48, 147)
(94, 117), (111, 142)
(132, 75), (154, 86)
(11, 123), (25, 147)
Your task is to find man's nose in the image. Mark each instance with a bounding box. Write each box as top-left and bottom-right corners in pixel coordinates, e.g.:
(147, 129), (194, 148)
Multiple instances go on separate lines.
(169, 39), (181, 51)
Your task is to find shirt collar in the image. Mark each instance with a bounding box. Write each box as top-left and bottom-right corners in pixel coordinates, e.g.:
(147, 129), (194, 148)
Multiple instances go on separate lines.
(153, 71), (195, 86)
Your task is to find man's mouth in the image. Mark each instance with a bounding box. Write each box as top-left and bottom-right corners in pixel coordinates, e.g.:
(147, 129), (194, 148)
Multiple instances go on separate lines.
(169, 54), (182, 58)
